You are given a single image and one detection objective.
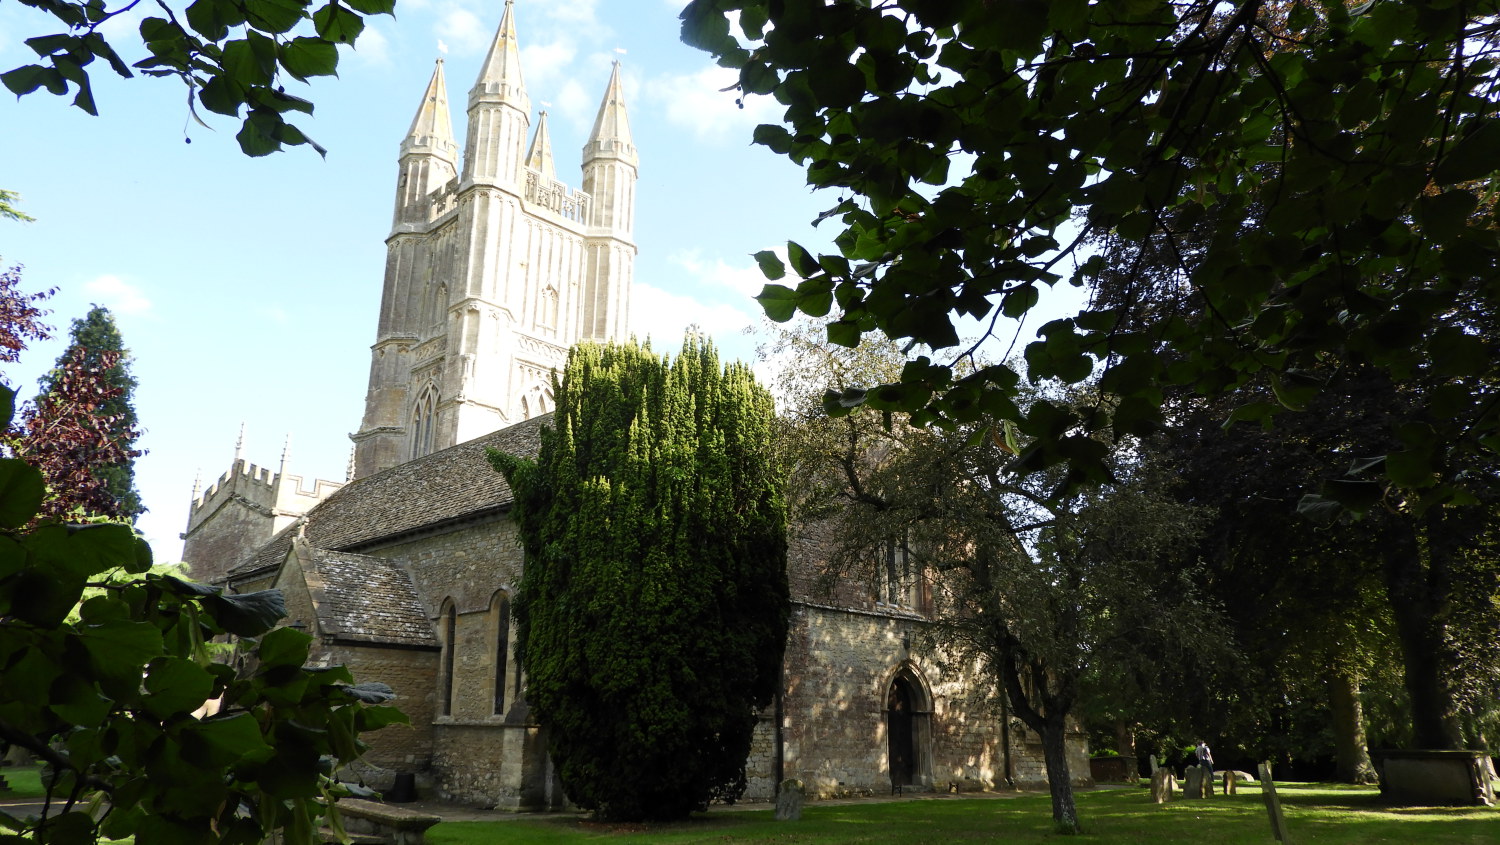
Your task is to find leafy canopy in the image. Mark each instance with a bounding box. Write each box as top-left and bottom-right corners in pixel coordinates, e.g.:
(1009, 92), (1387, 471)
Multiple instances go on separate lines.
(4, 0), (397, 155)
(682, 0), (1500, 507)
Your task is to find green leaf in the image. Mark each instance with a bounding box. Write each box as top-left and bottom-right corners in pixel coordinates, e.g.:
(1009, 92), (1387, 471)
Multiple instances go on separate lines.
(236, 110), (283, 156)
(186, 0), (247, 42)
(143, 656), (216, 718)
(257, 625), (311, 667)
(204, 588), (286, 636)
(787, 241), (820, 278)
(0, 458), (46, 528)
(1433, 119), (1500, 185)
(753, 250), (786, 281)
(244, 0), (308, 35)
(342, 0), (393, 13)
(280, 37), (338, 81)
(755, 284), (798, 322)
(78, 619), (165, 682)
(312, 2), (365, 44)
(2, 65), (67, 97)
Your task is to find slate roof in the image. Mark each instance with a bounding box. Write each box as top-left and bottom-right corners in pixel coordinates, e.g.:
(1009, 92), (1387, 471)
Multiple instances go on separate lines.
(228, 414), (549, 581)
(304, 546), (437, 647)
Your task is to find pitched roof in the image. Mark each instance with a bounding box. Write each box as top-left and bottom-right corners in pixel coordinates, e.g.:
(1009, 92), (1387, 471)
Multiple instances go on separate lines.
(228, 414), (549, 581)
(302, 545), (437, 647)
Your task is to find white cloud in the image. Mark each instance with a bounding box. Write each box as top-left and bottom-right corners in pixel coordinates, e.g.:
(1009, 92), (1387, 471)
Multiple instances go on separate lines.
(349, 24), (391, 66)
(520, 38), (578, 96)
(644, 65), (780, 145)
(435, 6), (491, 56)
(668, 249), (775, 299)
(629, 282), (759, 351)
(84, 275), (151, 316)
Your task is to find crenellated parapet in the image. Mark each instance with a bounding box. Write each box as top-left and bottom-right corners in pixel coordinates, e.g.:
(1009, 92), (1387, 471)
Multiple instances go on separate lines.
(183, 457), (343, 584)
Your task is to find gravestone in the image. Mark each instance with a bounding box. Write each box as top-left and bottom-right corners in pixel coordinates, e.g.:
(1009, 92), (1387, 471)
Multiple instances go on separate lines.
(1149, 754), (1159, 775)
(1204, 764), (1215, 796)
(1183, 765), (1204, 799)
(775, 778), (804, 821)
(1151, 768), (1176, 803)
(1224, 769), (1237, 795)
(1258, 762), (1292, 844)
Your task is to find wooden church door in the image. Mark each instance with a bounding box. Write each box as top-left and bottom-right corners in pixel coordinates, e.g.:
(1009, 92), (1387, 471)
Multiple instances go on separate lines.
(888, 676), (916, 788)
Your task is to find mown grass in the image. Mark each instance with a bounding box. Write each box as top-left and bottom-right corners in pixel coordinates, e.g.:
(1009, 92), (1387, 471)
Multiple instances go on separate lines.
(425, 783), (1499, 844)
(0, 765), (44, 799)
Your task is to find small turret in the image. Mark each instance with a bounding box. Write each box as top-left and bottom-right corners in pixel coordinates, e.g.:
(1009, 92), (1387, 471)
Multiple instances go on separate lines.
(393, 59), (459, 231)
(580, 61), (638, 341)
(524, 111), (556, 180)
(463, 0), (530, 185)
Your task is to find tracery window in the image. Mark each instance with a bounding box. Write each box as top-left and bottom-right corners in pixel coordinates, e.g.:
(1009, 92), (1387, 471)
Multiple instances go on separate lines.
(410, 387), (438, 460)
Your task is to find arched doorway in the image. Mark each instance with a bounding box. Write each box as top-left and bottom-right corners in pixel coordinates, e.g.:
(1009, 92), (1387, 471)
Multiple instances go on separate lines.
(887, 676), (917, 788)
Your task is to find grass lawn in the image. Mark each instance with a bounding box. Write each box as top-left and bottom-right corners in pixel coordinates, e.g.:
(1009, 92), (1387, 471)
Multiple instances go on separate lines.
(0, 766), (44, 799)
(426, 784), (1498, 844)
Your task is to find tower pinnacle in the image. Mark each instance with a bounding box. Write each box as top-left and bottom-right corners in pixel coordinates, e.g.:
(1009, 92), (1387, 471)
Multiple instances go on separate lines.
(471, 0), (528, 111)
(525, 110), (556, 179)
(583, 61), (636, 166)
(403, 59), (458, 160)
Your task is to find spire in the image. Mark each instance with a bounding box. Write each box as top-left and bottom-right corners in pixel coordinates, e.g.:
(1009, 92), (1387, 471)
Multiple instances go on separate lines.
(234, 422), (245, 464)
(524, 110), (556, 179)
(278, 434), (291, 479)
(191, 470), (202, 502)
(471, 0), (528, 111)
(583, 61), (636, 166)
(403, 59), (457, 159)
(346, 447), (357, 483)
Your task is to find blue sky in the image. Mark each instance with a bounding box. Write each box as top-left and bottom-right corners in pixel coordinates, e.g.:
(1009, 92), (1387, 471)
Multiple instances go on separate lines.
(0, 0), (841, 560)
(1, 0), (1083, 562)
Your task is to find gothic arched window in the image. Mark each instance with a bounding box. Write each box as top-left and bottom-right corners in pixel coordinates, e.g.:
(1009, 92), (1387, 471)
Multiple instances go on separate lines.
(410, 387), (438, 460)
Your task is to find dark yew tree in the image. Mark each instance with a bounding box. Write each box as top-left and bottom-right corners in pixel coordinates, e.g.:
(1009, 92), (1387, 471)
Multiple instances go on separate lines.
(34, 306), (144, 518)
(489, 338), (789, 822)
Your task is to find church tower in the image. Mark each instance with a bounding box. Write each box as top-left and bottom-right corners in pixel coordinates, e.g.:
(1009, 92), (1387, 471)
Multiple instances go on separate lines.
(351, 0), (637, 480)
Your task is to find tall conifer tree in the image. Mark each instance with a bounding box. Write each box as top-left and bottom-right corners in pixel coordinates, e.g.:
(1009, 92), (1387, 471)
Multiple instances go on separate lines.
(490, 337), (788, 822)
(34, 305), (143, 518)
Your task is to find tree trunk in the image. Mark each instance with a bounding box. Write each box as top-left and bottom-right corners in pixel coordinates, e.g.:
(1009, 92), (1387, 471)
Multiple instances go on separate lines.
(1113, 718), (1136, 758)
(1381, 516), (1463, 749)
(1040, 715), (1080, 834)
(1328, 670), (1377, 784)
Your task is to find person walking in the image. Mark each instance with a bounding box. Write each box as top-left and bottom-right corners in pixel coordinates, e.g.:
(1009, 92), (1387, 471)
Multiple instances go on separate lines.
(1195, 740), (1214, 777)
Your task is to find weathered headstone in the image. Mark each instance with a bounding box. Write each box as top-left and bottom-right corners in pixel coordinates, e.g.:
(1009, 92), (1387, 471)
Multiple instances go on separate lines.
(1149, 754), (1159, 775)
(1151, 768), (1176, 803)
(775, 778), (804, 822)
(1183, 765), (1205, 799)
(1224, 769), (1238, 795)
(1204, 764), (1216, 796)
(1259, 762), (1292, 844)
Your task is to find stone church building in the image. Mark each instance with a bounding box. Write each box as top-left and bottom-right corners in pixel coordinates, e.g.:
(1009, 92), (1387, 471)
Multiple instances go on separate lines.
(181, 1), (1088, 811)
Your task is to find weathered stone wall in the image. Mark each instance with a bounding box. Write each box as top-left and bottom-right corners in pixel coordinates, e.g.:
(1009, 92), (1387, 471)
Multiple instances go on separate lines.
(337, 644), (439, 775)
(780, 602), (1091, 799)
(361, 517), (525, 722)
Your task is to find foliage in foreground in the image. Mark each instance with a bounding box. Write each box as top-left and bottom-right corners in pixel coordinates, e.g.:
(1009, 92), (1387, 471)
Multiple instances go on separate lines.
(0, 384), (406, 845)
(491, 338), (789, 822)
(423, 784), (1500, 845)
(3, 0), (396, 155)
